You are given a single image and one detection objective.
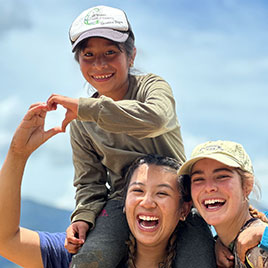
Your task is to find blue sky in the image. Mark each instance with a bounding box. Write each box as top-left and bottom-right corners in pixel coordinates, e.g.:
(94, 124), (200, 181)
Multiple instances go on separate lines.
(0, 0), (268, 210)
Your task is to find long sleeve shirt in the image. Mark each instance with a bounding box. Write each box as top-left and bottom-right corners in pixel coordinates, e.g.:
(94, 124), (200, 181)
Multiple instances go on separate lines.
(70, 73), (186, 226)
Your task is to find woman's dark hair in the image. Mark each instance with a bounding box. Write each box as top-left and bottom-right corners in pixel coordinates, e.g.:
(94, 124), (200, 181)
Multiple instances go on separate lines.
(123, 154), (191, 203)
(124, 154), (191, 268)
(73, 35), (135, 62)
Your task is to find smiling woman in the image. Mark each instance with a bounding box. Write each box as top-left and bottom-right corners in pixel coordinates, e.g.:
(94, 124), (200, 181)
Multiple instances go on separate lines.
(179, 140), (268, 267)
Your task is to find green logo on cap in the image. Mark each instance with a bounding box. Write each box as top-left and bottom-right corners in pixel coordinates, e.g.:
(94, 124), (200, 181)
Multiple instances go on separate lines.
(84, 8), (100, 26)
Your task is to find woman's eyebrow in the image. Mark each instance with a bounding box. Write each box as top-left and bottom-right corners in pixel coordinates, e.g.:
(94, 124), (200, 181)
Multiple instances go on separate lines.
(191, 167), (234, 177)
(191, 170), (203, 176)
(213, 168), (234, 173)
(129, 181), (144, 187)
(157, 184), (174, 191)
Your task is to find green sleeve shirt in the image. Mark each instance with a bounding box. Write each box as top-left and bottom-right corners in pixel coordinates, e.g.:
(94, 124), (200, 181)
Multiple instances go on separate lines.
(70, 73), (186, 226)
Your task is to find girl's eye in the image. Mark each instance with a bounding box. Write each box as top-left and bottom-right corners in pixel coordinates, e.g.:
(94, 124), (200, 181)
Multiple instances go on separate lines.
(105, 50), (116, 56)
(217, 174), (230, 180)
(157, 192), (169, 196)
(131, 188), (143, 193)
(191, 177), (204, 183)
(83, 52), (93, 57)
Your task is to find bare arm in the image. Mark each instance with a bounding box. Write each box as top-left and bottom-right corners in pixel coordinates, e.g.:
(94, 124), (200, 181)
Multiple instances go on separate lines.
(236, 224), (266, 263)
(0, 103), (62, 267)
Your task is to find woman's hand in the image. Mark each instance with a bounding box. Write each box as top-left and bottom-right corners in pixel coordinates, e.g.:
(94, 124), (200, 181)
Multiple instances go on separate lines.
(10, 103), (62, 158)
(47, 94), (79, 132)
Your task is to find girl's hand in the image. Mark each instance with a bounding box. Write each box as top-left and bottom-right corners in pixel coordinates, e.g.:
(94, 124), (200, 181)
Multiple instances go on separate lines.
(236, 224), (266, 263)
(10, 103), (62, 158)
(47, 94), (79, 132)
(215, 237), (234, 268)
(64, 221), (89, 254)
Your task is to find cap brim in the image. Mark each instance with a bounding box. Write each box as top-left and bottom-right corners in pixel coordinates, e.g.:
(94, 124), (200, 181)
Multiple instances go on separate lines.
(72, 28), (129, 52)
(178, 153), (241, 176)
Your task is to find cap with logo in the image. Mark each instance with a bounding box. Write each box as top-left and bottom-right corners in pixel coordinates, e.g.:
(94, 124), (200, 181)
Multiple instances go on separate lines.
(69, 5), (134, 52)
(178, 140), (254, 176)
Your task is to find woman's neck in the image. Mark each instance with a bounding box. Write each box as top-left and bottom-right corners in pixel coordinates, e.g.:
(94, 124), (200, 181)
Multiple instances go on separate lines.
(135, 243), (167, 268)
(215, 208), (252, 247)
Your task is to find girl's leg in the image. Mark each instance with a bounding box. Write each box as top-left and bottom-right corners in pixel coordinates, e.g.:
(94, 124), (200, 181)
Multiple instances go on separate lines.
(70, 199), (129, 268)
(174, 210), (216, 268)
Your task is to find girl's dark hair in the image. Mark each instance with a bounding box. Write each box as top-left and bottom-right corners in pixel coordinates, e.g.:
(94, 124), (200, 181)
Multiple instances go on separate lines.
(73, 35), (135, 62)
(127, 227), (179, 268)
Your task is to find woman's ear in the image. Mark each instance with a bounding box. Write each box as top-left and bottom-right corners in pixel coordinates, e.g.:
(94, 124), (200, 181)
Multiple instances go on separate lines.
(243, 177), (254, 199)
(179, 201), (192, 221)
(123, 206), (126, 214)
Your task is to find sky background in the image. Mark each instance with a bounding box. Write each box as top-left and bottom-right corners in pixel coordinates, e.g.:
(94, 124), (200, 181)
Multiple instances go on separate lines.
(0, 0), (268, 211)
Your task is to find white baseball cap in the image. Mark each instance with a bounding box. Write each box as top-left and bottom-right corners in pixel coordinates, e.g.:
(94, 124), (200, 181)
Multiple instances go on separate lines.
(69, 5), (134, 52)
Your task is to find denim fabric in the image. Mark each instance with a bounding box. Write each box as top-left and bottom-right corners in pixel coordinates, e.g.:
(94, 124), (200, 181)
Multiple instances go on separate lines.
(70, 199), (129, 268)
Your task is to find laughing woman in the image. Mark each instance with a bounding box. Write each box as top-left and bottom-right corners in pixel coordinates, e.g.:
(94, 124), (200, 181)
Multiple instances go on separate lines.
(178, 140), (268, 268)
(122, 154), (214, 268)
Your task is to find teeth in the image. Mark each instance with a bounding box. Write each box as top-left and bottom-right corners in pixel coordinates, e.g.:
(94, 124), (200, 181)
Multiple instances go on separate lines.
(140, 224), (156, 229)
(93, 74), (112, 79)
(139, 215), (159, 221)
(204, 199), (225, 205)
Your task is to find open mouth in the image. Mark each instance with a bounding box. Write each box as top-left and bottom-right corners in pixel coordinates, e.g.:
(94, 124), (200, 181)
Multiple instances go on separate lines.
(203, 199), (226, 209)
(138, 215), (159, 229)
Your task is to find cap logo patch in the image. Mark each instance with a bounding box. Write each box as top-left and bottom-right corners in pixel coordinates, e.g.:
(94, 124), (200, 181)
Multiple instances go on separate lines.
(84, 8), (124, 27)
(199, 145), (223, 153)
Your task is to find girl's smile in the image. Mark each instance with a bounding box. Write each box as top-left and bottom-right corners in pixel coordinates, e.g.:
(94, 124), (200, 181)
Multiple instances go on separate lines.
(78, 37), (134, 101)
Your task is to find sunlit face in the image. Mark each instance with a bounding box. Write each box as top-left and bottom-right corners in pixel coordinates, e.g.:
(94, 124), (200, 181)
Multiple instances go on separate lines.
(125, 163), (188, 248)
(78, 37), (134, 100)
(190, 158), (247, 227)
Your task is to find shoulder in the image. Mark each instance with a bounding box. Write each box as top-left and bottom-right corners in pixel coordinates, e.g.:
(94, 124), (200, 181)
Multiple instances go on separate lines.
(130, 73), (169, 85)
(177, 209), (213, 239)
(129, 73), (172, 97)
(245, 218), (267, 229)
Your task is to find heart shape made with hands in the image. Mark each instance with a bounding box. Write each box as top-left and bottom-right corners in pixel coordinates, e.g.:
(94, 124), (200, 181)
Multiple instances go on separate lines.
(44, 104), (68, 132)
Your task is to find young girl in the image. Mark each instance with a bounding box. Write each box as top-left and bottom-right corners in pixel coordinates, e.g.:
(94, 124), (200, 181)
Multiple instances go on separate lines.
(178, 140), (268, 267)
(46, 5), (216, 267)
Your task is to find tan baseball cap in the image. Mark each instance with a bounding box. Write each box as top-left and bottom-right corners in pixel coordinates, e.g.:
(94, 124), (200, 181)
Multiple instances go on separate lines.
(178, 140), (254, 176)
(69, 5), (134, 52)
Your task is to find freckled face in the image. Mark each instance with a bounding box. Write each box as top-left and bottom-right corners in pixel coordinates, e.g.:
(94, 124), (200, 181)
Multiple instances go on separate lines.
(78, 37), (132, 100)
(125, 164), (183, 248)
(190, 158), (246, 227)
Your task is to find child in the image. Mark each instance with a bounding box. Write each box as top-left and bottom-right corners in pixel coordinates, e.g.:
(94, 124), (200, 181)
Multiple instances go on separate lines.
(47, 5), (214, 267)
